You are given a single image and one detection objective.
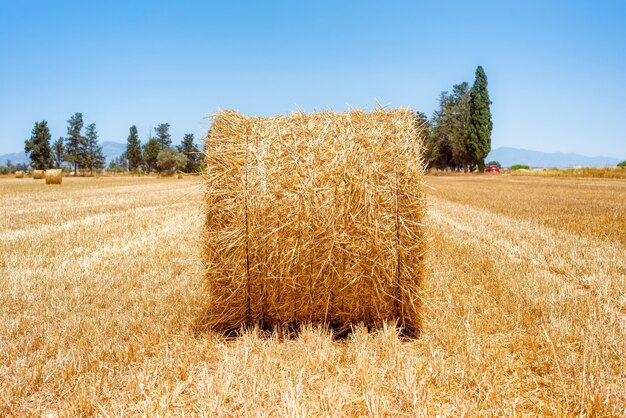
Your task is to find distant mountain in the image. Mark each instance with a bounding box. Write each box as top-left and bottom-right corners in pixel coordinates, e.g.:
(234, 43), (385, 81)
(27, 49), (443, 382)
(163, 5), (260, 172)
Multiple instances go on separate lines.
(101, 141), (126, 163)
(0, 151), (29, 166)
(3, 143), (620, 169)
(487, 147), (621, 168)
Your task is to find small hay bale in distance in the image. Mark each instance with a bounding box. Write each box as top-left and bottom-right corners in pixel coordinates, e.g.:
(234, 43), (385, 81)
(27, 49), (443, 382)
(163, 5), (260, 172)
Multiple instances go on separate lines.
(15, 170), (24, 178)
(33, 169), (45, 179)
(45, 169), (63, 184)
(203, 108), (427, 336)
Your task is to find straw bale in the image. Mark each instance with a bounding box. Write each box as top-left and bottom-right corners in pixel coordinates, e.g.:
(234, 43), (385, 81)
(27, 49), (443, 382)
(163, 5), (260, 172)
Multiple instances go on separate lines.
(45, 169), (63, 184)
(15, 170), (24, 178)
(33, 169), (45, 179)
(203, 108), (426, 335)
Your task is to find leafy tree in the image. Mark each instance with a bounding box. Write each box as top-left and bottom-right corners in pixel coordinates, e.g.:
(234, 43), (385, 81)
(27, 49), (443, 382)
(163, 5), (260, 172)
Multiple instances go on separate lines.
(417, 111), (438, 170)
(467, 66), (493, 172)
(126, 125), (143, 171)
(177, 133), (201, 173)
(617, 161), (626, 168)
(24, 120), (54, 170)
(430, 85), (470, 171)
(155, 123), (172, 148)
(448, 83), (471, 170)
(143, 137), (161, 173)
(157, 147), (188, 175)
(84, 123), (106, 175)
(65, 113), (87, 175)
(52, 137), (65, 168)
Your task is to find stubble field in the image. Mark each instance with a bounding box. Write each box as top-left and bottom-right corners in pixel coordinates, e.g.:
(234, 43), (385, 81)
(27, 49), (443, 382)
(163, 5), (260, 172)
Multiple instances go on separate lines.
(1, 174), (625, 416)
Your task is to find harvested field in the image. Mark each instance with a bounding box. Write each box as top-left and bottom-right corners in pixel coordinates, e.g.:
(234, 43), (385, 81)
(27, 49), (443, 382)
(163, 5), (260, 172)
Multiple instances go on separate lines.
(0, 175), (624, 415)
(509, 166), (626, 179)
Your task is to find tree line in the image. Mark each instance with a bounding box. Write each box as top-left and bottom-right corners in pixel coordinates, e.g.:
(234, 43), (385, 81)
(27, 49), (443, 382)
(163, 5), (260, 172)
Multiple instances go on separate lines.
(421, 65), (493, 171)
(118, 123), (201, 175)
(22, 113), (202, 175)
(17, 65), (492, 175)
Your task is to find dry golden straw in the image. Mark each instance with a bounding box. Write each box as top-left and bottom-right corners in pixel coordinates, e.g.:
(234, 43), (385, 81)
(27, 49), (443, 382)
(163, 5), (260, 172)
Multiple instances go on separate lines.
(45, 169), (63, 184)
(33, 169), (45, 179)
(203, 108), (426, 335)
(15, 170), (24, 178)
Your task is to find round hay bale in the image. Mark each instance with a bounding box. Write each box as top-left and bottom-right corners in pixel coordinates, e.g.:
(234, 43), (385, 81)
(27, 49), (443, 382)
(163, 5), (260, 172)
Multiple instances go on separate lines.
(203, 109), (427, 336)
(45, 169), (63, 184)
(177, 173), (184, 179)
(33, 169), (45, 179)
(15, 170), (24, 178)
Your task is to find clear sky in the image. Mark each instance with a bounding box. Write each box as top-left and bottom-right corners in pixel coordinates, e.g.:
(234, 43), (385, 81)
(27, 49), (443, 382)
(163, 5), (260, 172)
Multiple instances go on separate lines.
(0, 0), (624, 158)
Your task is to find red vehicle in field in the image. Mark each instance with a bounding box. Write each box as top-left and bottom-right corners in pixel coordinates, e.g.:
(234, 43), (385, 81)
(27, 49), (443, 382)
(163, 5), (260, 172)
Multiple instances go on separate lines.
(486, 165), (501, 173)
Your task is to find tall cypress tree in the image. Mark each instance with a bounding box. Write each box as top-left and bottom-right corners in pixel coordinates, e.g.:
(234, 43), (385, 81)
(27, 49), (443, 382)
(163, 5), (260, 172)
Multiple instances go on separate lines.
(65, 112), (86, 175)
(24, 121), (54, 170)
(126, 125), (143, 171)
(467, 66), (493, 172)
(84, 123), (106, 175)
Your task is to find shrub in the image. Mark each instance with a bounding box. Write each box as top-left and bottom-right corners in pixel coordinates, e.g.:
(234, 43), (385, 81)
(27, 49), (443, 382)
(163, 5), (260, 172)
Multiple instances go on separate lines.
(157, 148), (188, 176)
(510, 164), (530, 170)
(617, 161), (626, 168)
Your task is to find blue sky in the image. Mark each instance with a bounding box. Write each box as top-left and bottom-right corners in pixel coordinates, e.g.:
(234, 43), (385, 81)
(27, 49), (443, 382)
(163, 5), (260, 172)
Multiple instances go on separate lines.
(0, 0), (624, 158)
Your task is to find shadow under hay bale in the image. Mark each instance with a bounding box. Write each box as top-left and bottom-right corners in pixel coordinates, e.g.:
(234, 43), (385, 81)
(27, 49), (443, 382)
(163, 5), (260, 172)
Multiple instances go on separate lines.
(45, 169), (63, 184)
(33, 170), (45, 179)
(15, 170), (24, 178)
(203, 108), (427, 337)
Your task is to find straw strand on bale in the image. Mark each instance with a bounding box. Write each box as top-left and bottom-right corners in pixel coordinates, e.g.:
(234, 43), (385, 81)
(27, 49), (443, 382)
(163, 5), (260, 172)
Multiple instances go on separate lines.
(203, 108), (426, 336)
(33, 169), (45, 179)
(45, 169), (63, 184)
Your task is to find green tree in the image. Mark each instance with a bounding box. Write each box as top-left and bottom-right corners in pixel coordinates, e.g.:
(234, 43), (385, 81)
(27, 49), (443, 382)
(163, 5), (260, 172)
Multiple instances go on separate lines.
(24, 121), (54, 170)
(177, 133), (201, 173)
(155, 123), (172, 148)
(84, 123), (106, 175)
(65, 113), (87, 175)
(52, 137), (65, 168)
(448, 82), (471, 170)
(415, 112), (436, 168)
(430, 85), (470, 171)
(467, 66), (493, 172)
(617, 161), (626, 168)
(143, 137), (161, 173)
(126, 125), (143, 171)
(157, 147), (188, 175)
